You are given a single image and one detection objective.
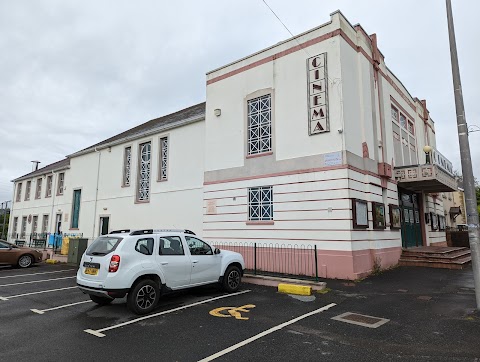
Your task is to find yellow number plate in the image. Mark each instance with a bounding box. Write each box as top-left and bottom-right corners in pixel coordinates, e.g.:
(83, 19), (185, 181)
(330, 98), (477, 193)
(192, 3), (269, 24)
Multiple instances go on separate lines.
(84, 267), (99, 276)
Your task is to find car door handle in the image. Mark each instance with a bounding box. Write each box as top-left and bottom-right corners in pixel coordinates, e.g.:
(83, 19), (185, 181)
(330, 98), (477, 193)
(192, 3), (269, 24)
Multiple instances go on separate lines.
(192, 260), (199, 264)
(160, 262), (169, 265)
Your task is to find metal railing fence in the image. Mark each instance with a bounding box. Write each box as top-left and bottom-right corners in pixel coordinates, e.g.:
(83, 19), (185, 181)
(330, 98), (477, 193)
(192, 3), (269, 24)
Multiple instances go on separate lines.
(211, 241), (319, 281)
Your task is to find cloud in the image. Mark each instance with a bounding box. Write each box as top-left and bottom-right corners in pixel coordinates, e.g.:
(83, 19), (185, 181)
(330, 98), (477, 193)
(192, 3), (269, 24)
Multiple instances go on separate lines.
(0, 0), (478, 203)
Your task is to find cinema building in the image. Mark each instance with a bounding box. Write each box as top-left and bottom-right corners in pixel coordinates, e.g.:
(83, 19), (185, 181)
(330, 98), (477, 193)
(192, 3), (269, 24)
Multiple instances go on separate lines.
(8, 11), (457, 279)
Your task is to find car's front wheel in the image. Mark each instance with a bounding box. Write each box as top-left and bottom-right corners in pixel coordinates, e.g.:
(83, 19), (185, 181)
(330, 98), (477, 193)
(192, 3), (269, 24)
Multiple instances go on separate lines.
(127, 279), (160, 315)
(222, 265), (242, 293)
(17, 254), (33, 268)
(90, 295), (113, 306)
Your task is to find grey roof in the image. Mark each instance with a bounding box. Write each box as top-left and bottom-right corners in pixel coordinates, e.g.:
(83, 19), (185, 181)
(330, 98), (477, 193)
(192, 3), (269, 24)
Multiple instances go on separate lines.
(13, 158), (70, 182)
(70, 102), (206, 157)
(12, 102), (205, 183)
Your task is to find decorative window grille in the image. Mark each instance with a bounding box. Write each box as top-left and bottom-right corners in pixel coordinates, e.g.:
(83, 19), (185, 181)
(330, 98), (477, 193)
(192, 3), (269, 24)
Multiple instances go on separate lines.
(123, 147), (132, 186)
(57, 173), (65, 195)
(160, 137), (168, 181)
(247, 94), (272, 155)
(137, 142), (151, 201)
(16, 183), (22, 202)
(25, 181), (31, 201)
(46, 176), (52, 197)
(36, 178), (42, 199)
(391, 106), (398, 121)
(248, 186), (273, 221)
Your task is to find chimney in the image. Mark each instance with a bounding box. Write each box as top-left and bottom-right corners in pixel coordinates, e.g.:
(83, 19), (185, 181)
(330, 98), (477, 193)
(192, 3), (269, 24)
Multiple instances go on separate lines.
(31, 161), (40, 171)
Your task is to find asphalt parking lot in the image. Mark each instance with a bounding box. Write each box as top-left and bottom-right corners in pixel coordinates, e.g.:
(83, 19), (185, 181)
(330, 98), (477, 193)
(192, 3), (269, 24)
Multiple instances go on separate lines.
(1, 263), (479, 361)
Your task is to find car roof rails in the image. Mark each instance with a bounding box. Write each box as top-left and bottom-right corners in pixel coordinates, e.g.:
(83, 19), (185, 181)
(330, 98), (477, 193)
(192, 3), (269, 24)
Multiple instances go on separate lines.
(129, 229), (196, 236)
(110, 229), (131, 234)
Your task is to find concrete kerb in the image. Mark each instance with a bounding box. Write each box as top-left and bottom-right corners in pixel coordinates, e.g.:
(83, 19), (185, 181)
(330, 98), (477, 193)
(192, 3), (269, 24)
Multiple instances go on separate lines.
(243, 274), (327, 294)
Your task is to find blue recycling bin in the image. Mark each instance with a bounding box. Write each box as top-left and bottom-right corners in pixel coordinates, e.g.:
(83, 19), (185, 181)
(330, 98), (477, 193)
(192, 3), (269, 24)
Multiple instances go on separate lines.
(48, 234), (55, 247)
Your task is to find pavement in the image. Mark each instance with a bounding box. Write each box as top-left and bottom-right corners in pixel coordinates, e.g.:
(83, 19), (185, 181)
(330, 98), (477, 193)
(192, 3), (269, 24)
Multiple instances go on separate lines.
(0, 263), (479, 361)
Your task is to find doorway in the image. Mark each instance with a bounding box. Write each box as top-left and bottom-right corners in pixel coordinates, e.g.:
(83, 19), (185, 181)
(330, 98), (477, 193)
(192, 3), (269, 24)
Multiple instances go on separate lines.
(99, 216), (110, 236)
(399, 191), (423, 248)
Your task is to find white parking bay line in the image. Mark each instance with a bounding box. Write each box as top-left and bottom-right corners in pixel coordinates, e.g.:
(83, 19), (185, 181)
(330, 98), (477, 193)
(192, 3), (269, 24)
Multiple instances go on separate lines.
(197, 303), (337, 362)
(0, 269), (76, 279)
(0, 286), (77, 301)
(0, 276), (76, 287)
(84, 290), (251, 338)
(32, 300), (92, 314)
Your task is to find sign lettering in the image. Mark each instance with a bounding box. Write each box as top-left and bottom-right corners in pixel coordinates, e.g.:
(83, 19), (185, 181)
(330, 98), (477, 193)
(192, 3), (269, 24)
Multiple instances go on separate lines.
(307, 53), (329, 135)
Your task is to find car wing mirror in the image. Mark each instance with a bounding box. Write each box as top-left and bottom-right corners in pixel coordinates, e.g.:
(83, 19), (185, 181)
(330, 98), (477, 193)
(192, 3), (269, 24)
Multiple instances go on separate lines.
(214, 248), (221, 255)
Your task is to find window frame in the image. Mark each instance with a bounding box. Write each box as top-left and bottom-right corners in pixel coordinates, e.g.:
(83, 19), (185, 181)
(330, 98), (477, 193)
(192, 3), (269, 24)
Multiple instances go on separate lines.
(35, 178), (42, 199)
(57, 173), (65, 196)
(247, 94), (272, 156)
(16, 182), (22, 202)
(122, 146), (132, 187)
(352, 199), (369, 229)
(372, 202), (386, 230)
(158, 136), (169, 182)
(46, 175), (53, 198)
(248, 186), (273, 222)
(20, 216), (27, 239)
(136, 141), (152, 203)
(41, 215), (49, 234)
(25, 181), (31, 201)
(389, 204), (401, 230)
(13, 217), (18, 237)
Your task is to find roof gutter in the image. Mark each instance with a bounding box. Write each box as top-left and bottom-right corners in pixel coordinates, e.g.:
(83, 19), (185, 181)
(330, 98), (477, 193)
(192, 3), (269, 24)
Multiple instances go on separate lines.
(12, 165), (71, 183)
(68, 113), (205, 159)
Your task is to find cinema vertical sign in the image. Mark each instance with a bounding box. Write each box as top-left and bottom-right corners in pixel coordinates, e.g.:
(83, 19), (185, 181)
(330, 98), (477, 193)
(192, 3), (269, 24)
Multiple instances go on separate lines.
(307, 53), (329, 135)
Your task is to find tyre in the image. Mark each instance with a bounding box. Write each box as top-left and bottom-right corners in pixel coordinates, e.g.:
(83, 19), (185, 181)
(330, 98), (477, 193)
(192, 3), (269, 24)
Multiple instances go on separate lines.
(222, 265), (242, 293)
(17, 254), (33, 268)
(127, 279), (160, 315)
(90, 295), (113, 306)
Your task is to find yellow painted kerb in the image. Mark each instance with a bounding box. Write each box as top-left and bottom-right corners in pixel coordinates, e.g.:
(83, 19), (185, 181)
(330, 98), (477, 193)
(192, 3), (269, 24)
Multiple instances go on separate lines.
(278, 283), (312, 296)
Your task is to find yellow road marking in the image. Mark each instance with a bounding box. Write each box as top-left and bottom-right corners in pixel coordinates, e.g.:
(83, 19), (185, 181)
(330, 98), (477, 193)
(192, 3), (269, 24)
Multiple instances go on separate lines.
(209, 304), (256, 320)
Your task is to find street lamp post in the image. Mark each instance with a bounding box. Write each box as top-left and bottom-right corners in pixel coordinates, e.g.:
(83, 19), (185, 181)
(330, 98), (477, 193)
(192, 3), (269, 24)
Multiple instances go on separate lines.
(446, 0), (480, 310)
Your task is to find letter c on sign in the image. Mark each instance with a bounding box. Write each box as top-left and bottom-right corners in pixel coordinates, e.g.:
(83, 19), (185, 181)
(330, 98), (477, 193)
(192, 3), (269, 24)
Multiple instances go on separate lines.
(311, 57), (321, 68)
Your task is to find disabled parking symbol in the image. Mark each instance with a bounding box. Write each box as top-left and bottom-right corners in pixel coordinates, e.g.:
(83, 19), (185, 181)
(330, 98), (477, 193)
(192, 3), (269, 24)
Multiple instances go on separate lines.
(209, 304), (256, 320)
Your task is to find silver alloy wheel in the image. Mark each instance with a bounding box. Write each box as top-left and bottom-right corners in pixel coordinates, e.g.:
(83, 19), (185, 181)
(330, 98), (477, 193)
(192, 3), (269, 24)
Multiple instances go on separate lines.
(136, 285), (156, 310)
(228, 269), (240, 289)
(18, 255), (32, 268)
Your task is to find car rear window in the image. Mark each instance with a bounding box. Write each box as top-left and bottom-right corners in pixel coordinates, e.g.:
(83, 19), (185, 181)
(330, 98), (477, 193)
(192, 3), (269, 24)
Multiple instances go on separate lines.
(86, 237), (123, 256)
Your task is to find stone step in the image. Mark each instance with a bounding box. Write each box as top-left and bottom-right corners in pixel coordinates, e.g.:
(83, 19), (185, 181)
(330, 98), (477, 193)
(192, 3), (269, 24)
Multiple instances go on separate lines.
(399, 255), (472, 270)
(401, 249), (471, 261)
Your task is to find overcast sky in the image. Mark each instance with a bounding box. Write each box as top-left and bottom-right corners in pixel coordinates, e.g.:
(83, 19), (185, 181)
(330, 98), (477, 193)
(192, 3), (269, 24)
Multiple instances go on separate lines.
(0, 0), (478, 203)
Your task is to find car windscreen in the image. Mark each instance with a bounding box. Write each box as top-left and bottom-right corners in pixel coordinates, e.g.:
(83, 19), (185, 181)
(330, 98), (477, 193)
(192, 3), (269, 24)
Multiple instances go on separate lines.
(85, 237), (123, 256)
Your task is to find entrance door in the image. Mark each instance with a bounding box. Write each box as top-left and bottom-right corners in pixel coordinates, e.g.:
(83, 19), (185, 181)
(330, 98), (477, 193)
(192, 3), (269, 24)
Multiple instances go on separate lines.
(399, 192), (422, 248)
(99, 217), (109, 235)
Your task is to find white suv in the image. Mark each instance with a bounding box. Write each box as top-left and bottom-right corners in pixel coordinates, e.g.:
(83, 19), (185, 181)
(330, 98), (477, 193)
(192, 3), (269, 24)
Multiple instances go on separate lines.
(76, 229), (245, 314)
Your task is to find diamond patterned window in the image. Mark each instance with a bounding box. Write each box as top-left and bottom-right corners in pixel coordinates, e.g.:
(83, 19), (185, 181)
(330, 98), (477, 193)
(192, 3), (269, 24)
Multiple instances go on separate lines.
(248, 95), (272, 155)
(123, 147), (131, 186)
(160, 137), (168, 181)
(137, 142), (151, 202)
(248, 186), (273, 221)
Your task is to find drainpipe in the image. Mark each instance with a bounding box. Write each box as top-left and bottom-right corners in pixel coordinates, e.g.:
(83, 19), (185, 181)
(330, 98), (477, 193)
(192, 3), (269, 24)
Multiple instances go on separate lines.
(371, 34), (386, 167)
(49, 171), (56, 256)
(91, 148), (101, 239)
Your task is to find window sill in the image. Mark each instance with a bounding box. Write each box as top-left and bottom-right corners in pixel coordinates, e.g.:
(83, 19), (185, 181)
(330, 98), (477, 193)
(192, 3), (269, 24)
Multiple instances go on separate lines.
(246, 221), (274, 225)
(246, 151), (273, 159)
(121, 184), (130, 188)
(69, 228), (79, 231)
(157, 178), (168, 183)
(134, 200), (150, 204)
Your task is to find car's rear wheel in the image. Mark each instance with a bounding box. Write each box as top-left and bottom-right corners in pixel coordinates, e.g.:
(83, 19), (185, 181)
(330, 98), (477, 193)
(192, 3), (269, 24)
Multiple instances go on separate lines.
(17, 254), (33, 268)
(127, 279), (160, 315)
(222, 265), (241, 293)
(90, 295), (113, 306)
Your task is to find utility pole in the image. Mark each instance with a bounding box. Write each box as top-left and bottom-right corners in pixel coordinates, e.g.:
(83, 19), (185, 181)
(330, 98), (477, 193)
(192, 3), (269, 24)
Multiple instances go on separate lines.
(446, 0), (480, 309)
(1, 201), (8, 239)
(0, 202), (4, 238)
